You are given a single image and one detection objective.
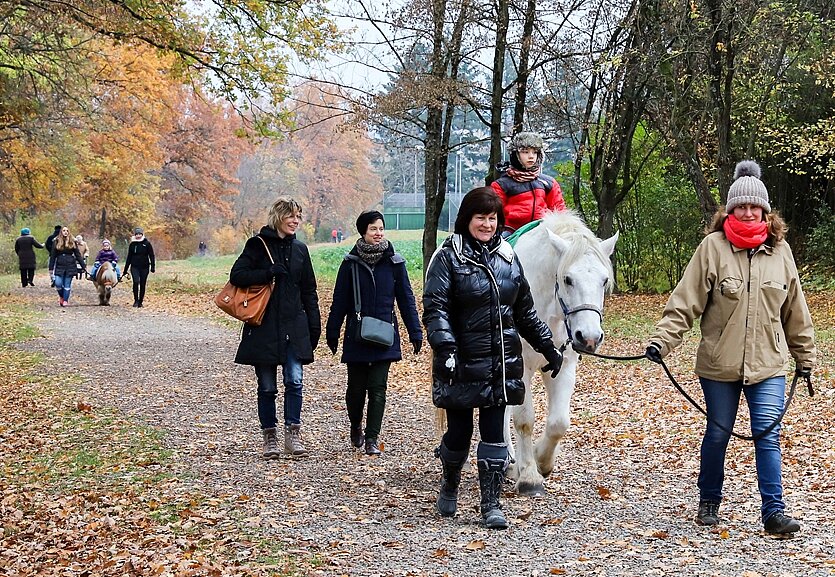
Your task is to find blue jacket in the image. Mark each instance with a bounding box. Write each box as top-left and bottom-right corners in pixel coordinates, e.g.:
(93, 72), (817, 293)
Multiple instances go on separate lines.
(326, 243), (422, 364)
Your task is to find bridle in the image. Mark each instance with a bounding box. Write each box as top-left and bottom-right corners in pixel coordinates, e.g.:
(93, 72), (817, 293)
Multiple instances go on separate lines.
(554, 274), (604, 353)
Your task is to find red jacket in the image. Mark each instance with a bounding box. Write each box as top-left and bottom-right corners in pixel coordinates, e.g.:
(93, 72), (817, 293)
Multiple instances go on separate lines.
(491, 173), (566, 232)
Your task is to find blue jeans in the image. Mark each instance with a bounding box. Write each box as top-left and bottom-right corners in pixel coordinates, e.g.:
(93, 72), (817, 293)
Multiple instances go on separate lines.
(254, 343), (304, 429)
(54, 274), (75, 302)
(698, 376), (786, 521)
(91, 262), (121, 279)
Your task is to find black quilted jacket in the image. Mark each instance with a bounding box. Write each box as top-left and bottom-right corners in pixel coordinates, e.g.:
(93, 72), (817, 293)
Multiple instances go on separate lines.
(422, 233), (554, 409)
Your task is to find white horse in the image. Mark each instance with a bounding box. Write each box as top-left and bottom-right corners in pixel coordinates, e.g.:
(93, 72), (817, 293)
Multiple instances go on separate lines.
(506, 210), (618, 496)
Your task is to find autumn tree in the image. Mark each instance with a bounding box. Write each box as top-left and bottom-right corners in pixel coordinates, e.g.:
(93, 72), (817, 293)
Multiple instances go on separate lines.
(235, 82), (382, 241)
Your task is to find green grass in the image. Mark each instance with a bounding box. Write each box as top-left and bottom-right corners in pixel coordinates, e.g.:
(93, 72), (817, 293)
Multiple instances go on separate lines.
(147, 229), (434, 290)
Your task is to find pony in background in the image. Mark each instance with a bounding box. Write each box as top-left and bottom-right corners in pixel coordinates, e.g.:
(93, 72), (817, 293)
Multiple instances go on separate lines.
(507, 210), (618, 496)
(92, 261), (119, 306)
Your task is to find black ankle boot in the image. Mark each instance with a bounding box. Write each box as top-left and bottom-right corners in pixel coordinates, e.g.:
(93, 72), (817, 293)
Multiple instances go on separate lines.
(696, 500), (720, 526)
(476, 442), (509, 529)
(350, 425), (364, 449)
(764, 512), (800, 535)
(435, 442), (468, 517)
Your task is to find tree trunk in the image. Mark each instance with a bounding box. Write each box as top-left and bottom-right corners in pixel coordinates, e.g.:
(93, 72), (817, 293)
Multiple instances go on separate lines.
(99, 208), (107, 239)
(485, 0), (509, 186)
(512, 0), (537, 134)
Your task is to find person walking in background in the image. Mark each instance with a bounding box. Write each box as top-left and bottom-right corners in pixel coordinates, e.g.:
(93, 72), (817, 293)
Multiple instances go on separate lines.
(198, 240), (207, 256)
(44, 224), (61, 287)
(15, 227), (44, 287)
(336, 227), (344, 243)
(326, 210), (423, 456)
(491, 132), (566, 235)
(422, 187), (563, 529)
(51, 226), (85, 307)
(123, 227), (155, 308)
(645, 160), (816, 535)
(331, 228), (338, 243)
(75, 235), (89, 279)
(230, 197), (321, 460)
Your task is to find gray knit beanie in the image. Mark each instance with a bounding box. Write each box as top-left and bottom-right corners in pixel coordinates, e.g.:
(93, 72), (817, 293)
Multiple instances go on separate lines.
(726, 160), (770, 213)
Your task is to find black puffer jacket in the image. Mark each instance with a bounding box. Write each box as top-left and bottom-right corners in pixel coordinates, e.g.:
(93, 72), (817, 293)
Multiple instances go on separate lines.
(231, 226), (321, 366)
(422, 233), (554, 409)
(52, 246), (84, 277)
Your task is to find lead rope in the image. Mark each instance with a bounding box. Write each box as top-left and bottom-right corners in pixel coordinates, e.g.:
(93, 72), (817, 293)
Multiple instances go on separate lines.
(575, 346), (813, 442)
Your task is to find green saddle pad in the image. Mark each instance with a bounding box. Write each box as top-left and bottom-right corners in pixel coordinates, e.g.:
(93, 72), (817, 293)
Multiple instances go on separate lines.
(505, 220), (542, 247)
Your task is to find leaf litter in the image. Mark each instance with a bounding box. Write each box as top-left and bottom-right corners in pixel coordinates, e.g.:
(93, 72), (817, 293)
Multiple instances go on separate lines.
(2, 284), (835, 576)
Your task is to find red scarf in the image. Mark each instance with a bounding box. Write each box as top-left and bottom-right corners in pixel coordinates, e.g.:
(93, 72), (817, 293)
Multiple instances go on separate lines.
(723, 214), (768, 249)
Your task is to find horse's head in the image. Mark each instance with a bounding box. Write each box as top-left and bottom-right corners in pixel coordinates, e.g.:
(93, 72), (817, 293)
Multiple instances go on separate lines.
(542, 215), (618, 353)
(97, 261), (117, 289)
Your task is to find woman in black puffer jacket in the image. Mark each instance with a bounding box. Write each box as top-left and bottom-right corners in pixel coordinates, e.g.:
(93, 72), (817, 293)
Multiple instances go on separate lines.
(423, 187), (563, 530)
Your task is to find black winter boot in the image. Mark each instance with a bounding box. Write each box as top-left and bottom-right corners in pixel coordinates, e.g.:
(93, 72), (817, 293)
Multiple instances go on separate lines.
(435, 441), (469, 517)
(695, 500), (720, 526)
(477, 442), (509, 529)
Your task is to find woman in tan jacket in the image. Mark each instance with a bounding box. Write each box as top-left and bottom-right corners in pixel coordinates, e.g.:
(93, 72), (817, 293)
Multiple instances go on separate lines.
(645, 160), (815, 535)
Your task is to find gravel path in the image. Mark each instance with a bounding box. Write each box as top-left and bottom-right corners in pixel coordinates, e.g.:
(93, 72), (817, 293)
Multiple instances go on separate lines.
(17, 281), (835, 577)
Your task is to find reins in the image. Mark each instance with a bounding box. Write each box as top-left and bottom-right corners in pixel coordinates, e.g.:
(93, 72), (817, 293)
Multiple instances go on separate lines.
(572, 345), (814, 442)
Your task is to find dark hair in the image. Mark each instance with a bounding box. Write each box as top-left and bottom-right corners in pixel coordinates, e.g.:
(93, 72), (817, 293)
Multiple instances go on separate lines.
(356, 210), (385, 235)
(454, 187), (505, 235)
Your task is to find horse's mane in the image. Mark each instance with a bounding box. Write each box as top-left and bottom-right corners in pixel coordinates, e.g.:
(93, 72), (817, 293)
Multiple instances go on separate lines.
(533, 210), (614, 293)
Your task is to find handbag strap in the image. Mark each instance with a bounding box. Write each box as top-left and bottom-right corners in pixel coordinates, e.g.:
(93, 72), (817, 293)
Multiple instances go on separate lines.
(351, 261), (362, 321)
(256, 235), (275, 265)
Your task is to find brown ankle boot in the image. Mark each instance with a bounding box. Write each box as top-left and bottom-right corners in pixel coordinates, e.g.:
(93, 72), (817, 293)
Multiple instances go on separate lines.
(284, 424), (309, 457)
(261, 427), (280, 460)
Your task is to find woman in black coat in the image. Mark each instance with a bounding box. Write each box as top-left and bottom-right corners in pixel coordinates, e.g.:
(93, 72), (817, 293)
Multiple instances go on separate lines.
(230, 197), (321, 460)
(15, 227), (43, 287)
(423, 187), (563, 529)
(123, 227), (156, 307)
(325, 211), (423, 456)
(51, 227), (85, 307)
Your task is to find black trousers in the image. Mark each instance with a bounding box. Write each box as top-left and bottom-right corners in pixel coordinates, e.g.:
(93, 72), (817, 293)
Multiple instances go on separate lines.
(20, 268), (35, 287)
(131, 266), (150, 303)
(442, 405), (505, 452)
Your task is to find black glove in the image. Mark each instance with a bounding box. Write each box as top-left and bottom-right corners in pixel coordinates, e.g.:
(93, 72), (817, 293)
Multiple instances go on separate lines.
(270, 262), (288, 277)
(412, 340), (422, 355)
(541, 345), (563, 379)
(327, 338), (338, 355)
(645, 343), (663, 364)
(434, 347), (457, 380)
(796, 366), (814, 396)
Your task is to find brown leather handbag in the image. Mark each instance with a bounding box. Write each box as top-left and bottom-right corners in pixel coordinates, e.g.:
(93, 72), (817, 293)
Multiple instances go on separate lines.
(214, 236), (274, 326)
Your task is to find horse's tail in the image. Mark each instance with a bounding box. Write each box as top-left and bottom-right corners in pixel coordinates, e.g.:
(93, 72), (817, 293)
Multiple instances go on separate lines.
(434, 407), (446, 440)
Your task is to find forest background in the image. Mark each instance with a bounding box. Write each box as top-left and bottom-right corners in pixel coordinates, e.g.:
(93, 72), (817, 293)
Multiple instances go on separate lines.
(1, 0), (834, 292)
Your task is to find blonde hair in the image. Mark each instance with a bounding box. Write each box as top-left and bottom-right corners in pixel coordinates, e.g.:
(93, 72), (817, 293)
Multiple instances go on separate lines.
(708, 207), (787, 245)
(267, 197), (302, 231)
(54, 229), (76, 250)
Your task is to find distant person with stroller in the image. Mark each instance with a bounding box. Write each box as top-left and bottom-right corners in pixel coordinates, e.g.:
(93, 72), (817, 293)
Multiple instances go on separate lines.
(75, 235), (89, 279)
(15, 227), (44, 287)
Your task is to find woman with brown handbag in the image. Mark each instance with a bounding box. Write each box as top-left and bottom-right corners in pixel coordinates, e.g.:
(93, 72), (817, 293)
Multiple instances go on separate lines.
(230, 197), (321, 460)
